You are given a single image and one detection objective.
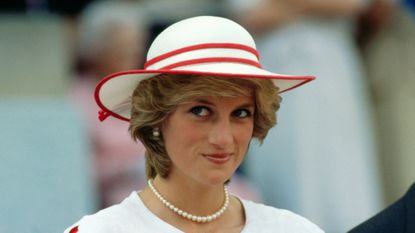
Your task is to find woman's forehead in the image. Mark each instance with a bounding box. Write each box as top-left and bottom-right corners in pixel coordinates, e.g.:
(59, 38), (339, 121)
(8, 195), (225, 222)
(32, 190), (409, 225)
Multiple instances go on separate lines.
(179, 83), (255, 98)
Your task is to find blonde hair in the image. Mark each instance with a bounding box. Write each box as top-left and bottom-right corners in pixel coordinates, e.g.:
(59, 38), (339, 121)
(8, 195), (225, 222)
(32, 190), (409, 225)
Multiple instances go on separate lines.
(129, 74), (281, 179)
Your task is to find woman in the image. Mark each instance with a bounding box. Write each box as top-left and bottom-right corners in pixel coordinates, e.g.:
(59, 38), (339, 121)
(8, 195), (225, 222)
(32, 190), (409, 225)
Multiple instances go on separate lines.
(65, 16), (323, 233)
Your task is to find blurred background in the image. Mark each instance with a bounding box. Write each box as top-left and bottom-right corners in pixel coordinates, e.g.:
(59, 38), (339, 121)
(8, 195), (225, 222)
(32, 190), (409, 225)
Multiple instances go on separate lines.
(0, 0), (414, 232)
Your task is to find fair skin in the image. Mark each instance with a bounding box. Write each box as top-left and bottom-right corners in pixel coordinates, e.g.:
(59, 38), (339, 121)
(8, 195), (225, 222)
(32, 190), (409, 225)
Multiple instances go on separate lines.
(139, 95), (255, 232)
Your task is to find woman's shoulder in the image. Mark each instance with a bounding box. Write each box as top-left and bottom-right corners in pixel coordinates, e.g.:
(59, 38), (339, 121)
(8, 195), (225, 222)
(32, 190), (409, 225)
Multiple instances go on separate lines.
(240, 198), (325, 233)
(63, 192), (141, 233)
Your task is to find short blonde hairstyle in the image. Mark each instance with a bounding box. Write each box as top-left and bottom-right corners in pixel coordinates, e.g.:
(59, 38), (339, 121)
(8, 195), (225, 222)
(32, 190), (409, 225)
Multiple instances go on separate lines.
(129, 74), (281, 179)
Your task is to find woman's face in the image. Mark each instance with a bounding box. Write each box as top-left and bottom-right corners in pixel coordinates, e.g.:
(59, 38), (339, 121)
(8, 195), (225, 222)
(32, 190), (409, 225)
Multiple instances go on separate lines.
(161, 95), (255, 186)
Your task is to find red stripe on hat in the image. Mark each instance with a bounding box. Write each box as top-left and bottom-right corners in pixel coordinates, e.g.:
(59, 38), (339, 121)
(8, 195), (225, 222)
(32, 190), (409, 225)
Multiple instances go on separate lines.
(160, 57), (262, 70)
(69, 226), (79, 233)
(144, 43), (259, 69)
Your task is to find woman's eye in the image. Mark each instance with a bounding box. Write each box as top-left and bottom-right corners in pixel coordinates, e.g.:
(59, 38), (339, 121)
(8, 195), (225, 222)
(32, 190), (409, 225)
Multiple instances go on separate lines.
(190, 106), (210, 117)
(233, 109), (252, 118)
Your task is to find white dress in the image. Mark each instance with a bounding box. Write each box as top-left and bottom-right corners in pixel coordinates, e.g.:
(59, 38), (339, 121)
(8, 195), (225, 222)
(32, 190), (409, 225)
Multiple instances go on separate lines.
(64, 192), (324, 233)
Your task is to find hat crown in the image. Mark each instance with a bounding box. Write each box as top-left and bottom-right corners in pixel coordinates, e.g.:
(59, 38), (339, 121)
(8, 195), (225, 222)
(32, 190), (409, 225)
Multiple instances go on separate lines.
(146, 16), (257, 62)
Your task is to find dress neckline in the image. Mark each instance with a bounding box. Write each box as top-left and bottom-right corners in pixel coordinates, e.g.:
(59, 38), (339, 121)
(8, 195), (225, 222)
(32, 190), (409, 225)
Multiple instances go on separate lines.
(131, 191), (253, 232)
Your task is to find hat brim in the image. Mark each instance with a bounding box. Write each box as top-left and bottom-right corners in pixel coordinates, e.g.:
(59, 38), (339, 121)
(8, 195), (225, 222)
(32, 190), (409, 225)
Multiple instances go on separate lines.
(95, 63), (315, 121)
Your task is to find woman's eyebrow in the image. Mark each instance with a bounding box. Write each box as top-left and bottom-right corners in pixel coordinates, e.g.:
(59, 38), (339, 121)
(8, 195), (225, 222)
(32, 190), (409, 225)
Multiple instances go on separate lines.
(185, 98), (255, 109)
(236, 103), (255, 109)
(188, 99), (214, 106)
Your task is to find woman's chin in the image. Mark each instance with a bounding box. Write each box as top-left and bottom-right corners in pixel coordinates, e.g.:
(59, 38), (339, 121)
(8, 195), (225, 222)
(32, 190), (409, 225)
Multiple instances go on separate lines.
(201, 171), (232, 186)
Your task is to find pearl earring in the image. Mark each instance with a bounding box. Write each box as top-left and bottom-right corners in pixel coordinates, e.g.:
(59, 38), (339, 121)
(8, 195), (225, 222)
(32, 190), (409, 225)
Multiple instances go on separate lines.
(153, 128), (160, 137)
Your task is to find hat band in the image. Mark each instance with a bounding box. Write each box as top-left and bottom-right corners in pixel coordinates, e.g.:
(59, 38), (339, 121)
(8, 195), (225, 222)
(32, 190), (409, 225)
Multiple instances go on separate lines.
(159, 57), (262, 70)
(144, 43), (260, 69)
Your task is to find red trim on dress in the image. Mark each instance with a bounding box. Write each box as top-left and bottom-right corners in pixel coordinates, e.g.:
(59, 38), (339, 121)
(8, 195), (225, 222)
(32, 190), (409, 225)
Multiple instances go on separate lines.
(144, 43), (260, 69)
(69, 226), (78, 233)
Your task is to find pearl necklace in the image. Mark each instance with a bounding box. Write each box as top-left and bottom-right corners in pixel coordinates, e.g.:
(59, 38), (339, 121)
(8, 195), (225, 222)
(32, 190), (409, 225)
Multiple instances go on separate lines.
(147, 179), (230, 223)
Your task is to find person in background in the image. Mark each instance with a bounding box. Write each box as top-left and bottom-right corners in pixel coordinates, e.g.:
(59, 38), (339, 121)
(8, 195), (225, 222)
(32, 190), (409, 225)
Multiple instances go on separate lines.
(227, 0), (383, 232)
(357, 0), (415, 205)
(64, 15), (324, 233)
(68, 0), (148, 207)
(349, 2), (415, 232)
(348, 182), (415, 233)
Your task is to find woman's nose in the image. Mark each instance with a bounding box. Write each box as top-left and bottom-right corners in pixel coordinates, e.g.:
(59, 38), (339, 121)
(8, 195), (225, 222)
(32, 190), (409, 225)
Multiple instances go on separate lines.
(208, 118), (234, 149)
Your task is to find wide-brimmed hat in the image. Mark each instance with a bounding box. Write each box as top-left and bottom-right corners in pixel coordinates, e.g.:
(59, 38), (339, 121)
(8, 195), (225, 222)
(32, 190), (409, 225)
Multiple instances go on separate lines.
(95, 16), (315, 122)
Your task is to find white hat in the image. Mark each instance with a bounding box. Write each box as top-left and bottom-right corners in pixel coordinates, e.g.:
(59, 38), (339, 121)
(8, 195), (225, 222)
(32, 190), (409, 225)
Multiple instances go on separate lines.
(95, 16), (315, 121)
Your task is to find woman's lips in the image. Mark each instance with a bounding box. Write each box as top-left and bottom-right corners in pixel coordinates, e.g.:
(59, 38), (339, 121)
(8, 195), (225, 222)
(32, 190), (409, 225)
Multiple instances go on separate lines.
(203, 153), (232, 164)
